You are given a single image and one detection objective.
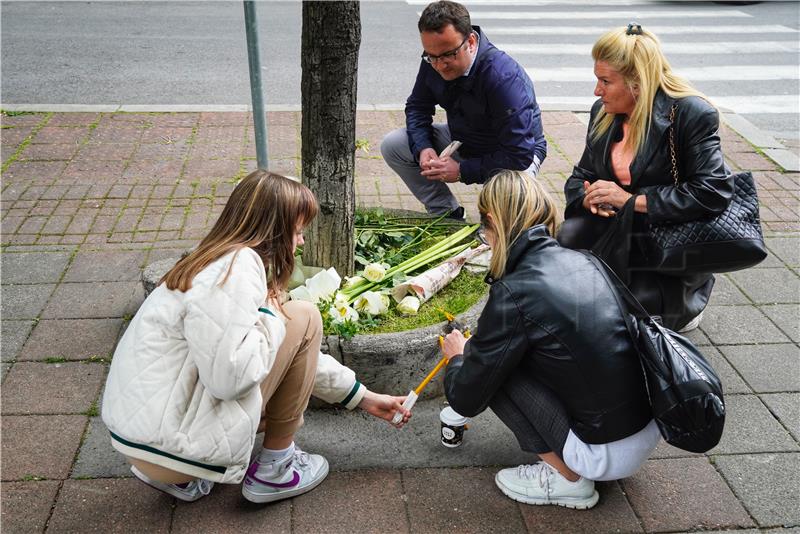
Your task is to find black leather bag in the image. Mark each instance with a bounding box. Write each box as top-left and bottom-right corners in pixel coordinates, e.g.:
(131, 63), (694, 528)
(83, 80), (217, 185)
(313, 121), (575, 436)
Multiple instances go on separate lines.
(586, 252), (726, 453)
(647, 106), (767, 274)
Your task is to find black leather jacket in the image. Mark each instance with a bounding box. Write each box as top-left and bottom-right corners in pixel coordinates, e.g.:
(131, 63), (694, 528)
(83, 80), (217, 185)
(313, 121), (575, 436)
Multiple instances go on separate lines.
(561, 91), (733, 330)
(444, 226), (652, 444)
(564, 90), (732, 223)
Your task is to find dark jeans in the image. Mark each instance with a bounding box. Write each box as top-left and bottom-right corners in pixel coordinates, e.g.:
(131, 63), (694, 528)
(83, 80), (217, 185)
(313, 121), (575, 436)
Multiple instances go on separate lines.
(489, 374), (571, 456)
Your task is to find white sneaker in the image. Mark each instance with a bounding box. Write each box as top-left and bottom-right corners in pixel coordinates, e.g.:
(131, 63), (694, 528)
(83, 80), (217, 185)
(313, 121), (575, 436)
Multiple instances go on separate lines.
(495, 462), (599, 510)
(130, 465), (213, 502)
(678, 311), (704, 333)
(241, 447), (329, 504)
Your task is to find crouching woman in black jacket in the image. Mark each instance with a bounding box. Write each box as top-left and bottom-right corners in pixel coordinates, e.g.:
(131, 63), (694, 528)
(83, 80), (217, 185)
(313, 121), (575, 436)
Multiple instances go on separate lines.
(442, 170), (660, 510)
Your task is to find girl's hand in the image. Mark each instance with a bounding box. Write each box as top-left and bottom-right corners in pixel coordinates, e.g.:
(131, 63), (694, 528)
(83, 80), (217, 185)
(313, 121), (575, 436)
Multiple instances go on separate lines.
(442, 330), (467, 360)
(358, 390), (412, 428)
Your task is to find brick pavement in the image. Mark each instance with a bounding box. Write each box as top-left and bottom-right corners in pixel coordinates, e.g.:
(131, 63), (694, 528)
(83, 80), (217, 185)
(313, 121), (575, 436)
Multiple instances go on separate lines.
(1, 110), (798, 532)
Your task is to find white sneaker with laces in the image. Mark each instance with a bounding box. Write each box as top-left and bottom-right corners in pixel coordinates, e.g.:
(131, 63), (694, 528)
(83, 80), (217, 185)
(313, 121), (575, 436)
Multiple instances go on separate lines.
(495, 462), (599, 509)
(130, 465), (213, 502)
(242, 447), (329, 504)
(678, 311), (704, 333)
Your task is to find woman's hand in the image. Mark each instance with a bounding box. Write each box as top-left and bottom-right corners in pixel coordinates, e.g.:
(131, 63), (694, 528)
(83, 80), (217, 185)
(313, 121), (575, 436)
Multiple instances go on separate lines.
(583, 180), (633, 217)
(358, 390), (412, 428)
(442, 330), (468, 361)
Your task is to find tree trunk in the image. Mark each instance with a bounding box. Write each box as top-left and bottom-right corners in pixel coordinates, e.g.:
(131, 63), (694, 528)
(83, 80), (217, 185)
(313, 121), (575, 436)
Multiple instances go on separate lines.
(301, 1), (360, 276)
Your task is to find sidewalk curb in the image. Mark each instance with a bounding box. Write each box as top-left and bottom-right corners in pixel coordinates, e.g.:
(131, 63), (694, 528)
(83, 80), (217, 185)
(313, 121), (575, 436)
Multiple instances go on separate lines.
(2, 102), (796, 172)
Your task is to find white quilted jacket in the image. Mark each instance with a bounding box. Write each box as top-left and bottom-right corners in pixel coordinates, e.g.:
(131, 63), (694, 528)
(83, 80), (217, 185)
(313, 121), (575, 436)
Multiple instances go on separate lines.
(102, 248), (366, 483)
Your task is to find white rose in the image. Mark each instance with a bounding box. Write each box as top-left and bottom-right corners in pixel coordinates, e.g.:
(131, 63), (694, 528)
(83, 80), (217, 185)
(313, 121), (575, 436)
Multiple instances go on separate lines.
(354, 291), (390, 316)
(305, 267), (341, 302)
(343, 275), (365, 290)
(329, 303), (360, 325)
(397, 296), (421, 315)
(363, 263), (386, 283)
(289, 285), (317, 303)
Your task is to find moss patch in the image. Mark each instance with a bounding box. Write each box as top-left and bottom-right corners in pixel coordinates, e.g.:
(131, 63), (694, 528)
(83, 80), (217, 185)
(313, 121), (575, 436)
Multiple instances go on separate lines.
(360, 270), (487, 335)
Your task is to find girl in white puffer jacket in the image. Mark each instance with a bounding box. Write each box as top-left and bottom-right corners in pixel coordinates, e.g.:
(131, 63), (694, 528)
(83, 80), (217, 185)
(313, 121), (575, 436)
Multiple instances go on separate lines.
(102, 171), (411, 504)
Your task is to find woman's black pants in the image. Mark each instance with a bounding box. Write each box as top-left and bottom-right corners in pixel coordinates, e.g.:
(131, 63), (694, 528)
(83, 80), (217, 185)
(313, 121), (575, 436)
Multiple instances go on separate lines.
(489, 374), (571, 456)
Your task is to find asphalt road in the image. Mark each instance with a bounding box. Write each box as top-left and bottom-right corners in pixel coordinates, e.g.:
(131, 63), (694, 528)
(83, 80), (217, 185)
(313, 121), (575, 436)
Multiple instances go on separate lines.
(2, 1), (798, 139)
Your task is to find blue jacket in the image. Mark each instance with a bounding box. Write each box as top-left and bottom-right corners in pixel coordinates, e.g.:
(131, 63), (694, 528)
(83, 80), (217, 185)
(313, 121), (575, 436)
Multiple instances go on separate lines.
(405, 27), (547, 185)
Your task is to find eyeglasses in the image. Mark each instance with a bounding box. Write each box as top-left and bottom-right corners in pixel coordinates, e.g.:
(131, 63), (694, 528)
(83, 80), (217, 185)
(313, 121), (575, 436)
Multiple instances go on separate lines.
(421, 34), (469, 64)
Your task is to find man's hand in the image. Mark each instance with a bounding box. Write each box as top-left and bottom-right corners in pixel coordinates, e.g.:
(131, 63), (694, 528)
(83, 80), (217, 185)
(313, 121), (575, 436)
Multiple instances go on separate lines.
(419, 148), (439, 171)
(582, 180), (632, 217)
(358, 390), (412, 428)
(421, 157), (460, 183)
(442, 329), (468, 360)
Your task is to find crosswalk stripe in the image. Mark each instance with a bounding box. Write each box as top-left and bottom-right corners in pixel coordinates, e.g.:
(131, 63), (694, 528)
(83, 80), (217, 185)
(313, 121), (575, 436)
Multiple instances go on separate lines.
(501, 41), (800, 55)
(407, 0), (656, 5)
(526, 65), (800, 82)
(465, 10), (751, 19)
(537, 96), (800, 114)
(483, 25), (799, 36)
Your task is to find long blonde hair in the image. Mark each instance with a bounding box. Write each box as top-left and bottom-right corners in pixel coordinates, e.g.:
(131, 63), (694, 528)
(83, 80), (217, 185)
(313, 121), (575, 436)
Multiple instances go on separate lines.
(590, 25), (709, 156)
(478, 170), (561, 279)
(162, 170), (318, 296)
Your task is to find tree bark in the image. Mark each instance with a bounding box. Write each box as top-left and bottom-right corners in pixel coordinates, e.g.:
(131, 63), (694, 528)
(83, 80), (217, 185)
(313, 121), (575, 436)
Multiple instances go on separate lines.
(301, 1), (360, 276)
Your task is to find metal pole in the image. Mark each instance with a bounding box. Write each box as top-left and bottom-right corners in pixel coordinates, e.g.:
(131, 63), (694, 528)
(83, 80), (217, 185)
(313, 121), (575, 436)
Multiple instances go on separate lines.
(243, 0), (268, 169)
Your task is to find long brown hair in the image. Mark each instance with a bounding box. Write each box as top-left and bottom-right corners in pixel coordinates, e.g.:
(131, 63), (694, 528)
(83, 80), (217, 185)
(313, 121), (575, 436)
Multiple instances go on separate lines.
(162, 170), (318, 296)
(479, 170), (560, 279)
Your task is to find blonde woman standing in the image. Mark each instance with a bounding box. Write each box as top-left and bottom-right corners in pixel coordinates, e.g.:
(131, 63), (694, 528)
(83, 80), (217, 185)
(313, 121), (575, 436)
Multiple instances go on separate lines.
(558, 24), (733, 331)
(102, 171), (410, 504)
(441, 170), (660, 510)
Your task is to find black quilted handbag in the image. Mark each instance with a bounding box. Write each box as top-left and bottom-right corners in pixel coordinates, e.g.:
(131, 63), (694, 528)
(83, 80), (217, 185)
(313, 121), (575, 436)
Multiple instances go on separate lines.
(647, 106), (767, 274)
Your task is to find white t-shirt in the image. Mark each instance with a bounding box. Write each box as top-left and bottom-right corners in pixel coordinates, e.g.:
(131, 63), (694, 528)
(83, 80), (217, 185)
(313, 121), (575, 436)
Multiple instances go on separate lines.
(562, 419), (661, 481)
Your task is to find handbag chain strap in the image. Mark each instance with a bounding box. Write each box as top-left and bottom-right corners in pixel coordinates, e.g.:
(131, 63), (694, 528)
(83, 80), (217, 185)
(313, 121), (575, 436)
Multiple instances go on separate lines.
(668, 104), (680, 186)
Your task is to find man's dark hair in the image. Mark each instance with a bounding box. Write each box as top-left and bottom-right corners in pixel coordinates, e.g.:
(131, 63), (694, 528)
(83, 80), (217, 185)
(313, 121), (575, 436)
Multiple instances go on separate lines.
(418, 1), (472, 37)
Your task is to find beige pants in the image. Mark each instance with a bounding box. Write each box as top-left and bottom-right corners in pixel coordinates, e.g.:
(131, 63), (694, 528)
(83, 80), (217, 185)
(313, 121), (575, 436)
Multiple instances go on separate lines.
(129, 300), (322, 484)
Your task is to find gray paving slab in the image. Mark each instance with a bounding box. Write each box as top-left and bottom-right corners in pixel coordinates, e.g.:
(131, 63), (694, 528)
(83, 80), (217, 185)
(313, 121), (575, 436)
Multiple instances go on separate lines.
(171, 483), (291, 534)
(40, 281), (138, 319)
(1, 362), (106, 415)
(294, 399), (531, 471)
(753, 249), (790, 269)
(708, 274), (752, 306)
(402, 467), (527, 533)
(519, 480), (643, 533)
(765, 237), (800, 267)
(622, 457), (754, 532)
(761, 393), (800, 441)
(0, 251), (72, 284)
(760, 304), (800, 343)
(0, 480), (61, 534)
(1, 363), (11, 383)
(0, 319), (36, 362)
(714, 453), (800, 528)
(701, 306), (790, 345)
(729, 268), (800, 304)
(72, 416), (130, 479)
(292, 470), (408, 534)
(18, 318), (122, 361)
(720, 344), (800, 393)
(0, 284), (56, 319)
(708, 395), (798, 455)
(706, 346), (752, 395)
(1, 415), (87, 481)
(48, 479), (173, 533)
(63, 250), (147, 282)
